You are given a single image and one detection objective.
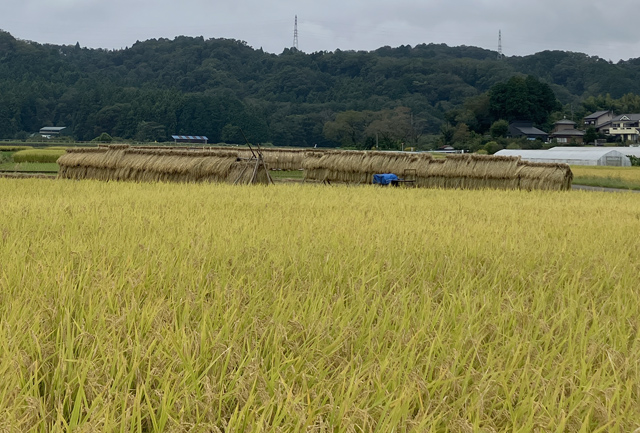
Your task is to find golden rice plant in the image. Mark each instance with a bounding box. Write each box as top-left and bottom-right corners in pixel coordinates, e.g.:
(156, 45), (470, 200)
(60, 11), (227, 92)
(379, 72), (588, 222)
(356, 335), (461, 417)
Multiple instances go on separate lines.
(12, 149), (66, 163)
(571, 165), (640, 189)
(0, 179), (639, 432)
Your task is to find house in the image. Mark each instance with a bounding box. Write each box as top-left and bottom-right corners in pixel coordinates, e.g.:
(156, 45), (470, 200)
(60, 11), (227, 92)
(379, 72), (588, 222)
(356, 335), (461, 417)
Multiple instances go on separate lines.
(171, 135), (209, 144)
(431, 145), (465, 154)
(39, 126), (69, 138)
(607, 114), (640, 143)
(583, 110), (613, 132)
(549, 119), (586, 144)
(437, 145), (456, 152)
(507, 121), (548, 141)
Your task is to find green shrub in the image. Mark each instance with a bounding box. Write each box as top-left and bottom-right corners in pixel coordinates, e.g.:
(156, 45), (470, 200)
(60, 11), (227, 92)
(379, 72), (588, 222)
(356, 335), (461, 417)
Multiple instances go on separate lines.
(483, 141), (502, 155)
(12, 149), (66, 163)
(92, 132), (113, 143)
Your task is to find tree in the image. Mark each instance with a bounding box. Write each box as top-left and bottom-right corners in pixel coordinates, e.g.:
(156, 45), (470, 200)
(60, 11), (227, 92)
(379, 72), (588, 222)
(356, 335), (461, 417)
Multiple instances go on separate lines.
(450, 93), (492, 133)
(452, 123), (470, 145)
(584, 127), (599, 145)
(483, 141), (502, 155)
(364, 107), (416, 150)
(489, 75), (560, 125)
(135, 121), (166, 142)
(581, 94), (616, 113)
(323, 111), (372, 148)
(438, 123), (455, 147)
(92, 132), (113, 143)
(490, 119), (509, 139)
(221, 124), (243, 144)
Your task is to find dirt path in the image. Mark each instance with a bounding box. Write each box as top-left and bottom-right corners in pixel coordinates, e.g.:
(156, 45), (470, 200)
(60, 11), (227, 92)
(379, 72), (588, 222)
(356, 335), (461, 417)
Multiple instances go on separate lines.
(572, 184), (640, 193)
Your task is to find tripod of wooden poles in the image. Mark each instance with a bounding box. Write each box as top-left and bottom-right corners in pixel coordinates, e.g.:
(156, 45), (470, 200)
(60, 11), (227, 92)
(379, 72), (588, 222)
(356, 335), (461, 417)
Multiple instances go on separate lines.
(233, 130), (274, 185)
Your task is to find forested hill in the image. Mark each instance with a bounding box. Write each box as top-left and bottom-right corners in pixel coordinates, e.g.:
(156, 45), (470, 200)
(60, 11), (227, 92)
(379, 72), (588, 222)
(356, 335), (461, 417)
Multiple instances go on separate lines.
(2, 29), (640, 146)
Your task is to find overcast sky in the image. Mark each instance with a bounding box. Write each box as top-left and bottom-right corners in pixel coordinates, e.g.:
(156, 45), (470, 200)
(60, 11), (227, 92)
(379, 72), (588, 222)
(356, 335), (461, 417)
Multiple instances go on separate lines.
(1, 0), (639, 62)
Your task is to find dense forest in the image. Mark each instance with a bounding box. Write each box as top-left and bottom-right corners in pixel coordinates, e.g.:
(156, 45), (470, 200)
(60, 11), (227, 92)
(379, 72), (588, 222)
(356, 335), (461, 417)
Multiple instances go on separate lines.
(2, 29), (640, 148)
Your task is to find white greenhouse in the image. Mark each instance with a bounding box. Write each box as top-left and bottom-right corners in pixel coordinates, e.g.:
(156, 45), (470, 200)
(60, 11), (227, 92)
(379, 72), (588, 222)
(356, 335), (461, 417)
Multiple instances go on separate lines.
(549, 146), (640, 158)
(494, 149), (631, 166)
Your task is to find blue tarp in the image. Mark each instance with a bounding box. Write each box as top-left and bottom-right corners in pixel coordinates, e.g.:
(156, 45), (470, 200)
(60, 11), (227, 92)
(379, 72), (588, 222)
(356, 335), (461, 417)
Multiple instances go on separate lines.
(372, 173), (399, 185)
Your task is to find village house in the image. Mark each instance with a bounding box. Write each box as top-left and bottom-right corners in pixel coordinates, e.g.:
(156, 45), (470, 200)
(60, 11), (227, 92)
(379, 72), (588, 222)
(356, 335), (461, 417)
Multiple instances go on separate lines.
(583, 110), (613, 132)
(607, 114), (640, 143)
(549, 119), (586, 144)
(507, 121), (548, 141)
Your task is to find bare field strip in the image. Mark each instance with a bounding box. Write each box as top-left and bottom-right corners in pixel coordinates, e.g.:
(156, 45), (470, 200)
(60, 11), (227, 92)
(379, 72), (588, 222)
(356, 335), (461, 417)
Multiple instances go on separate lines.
(1, 179), (639, 432)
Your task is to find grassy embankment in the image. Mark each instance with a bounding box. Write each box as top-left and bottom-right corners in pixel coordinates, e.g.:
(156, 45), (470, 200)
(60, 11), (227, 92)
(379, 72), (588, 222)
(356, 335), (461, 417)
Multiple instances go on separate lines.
(1, 180), (639, 432)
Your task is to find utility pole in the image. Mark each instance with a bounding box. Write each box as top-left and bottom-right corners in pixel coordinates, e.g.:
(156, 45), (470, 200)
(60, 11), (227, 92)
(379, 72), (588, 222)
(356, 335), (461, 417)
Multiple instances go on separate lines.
(293, 15), (299, 50)
(410, 111), (415, 148)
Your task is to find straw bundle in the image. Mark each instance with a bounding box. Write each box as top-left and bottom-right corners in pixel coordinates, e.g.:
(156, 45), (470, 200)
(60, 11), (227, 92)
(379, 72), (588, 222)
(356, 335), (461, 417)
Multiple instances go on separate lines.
(230, 148), (313, 171)
(303, 150), (431, 184)
(414, 154), (519, 189)
(57, 145), (270, 185)
(515, 161), (573, 191)
(99, 146), (314, 171)
(60, 146), (572, 190)
(303, 151), (572, 191)
(262, 148), (310, 171)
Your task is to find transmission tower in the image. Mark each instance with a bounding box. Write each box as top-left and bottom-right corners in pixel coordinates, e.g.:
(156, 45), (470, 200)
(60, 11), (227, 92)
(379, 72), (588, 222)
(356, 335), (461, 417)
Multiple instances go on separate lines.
(293, 15), (299, 50)
(497, 30), (503, 60)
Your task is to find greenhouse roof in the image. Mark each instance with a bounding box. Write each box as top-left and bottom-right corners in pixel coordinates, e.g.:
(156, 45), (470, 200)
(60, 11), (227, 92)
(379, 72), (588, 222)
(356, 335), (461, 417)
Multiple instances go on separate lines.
(550, 146), (640, 157)
(496, 148), (629, 162)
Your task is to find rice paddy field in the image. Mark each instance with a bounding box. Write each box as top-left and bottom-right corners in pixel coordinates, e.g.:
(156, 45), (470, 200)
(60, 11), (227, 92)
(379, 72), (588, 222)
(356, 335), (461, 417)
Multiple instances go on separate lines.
(1, 179), (640, 432)
(0, 147), (64, 173)
(12, 149), (66, 163)
(0, 162), (59, 172)
(571, 165), (640, 190)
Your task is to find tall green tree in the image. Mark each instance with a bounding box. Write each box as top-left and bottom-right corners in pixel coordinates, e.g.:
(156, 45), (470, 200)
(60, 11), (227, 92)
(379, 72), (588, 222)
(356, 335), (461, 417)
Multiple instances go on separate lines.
(489, 75), (560, 125)
(490, 119), (509, 138)
(323, 111), (373, 148)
